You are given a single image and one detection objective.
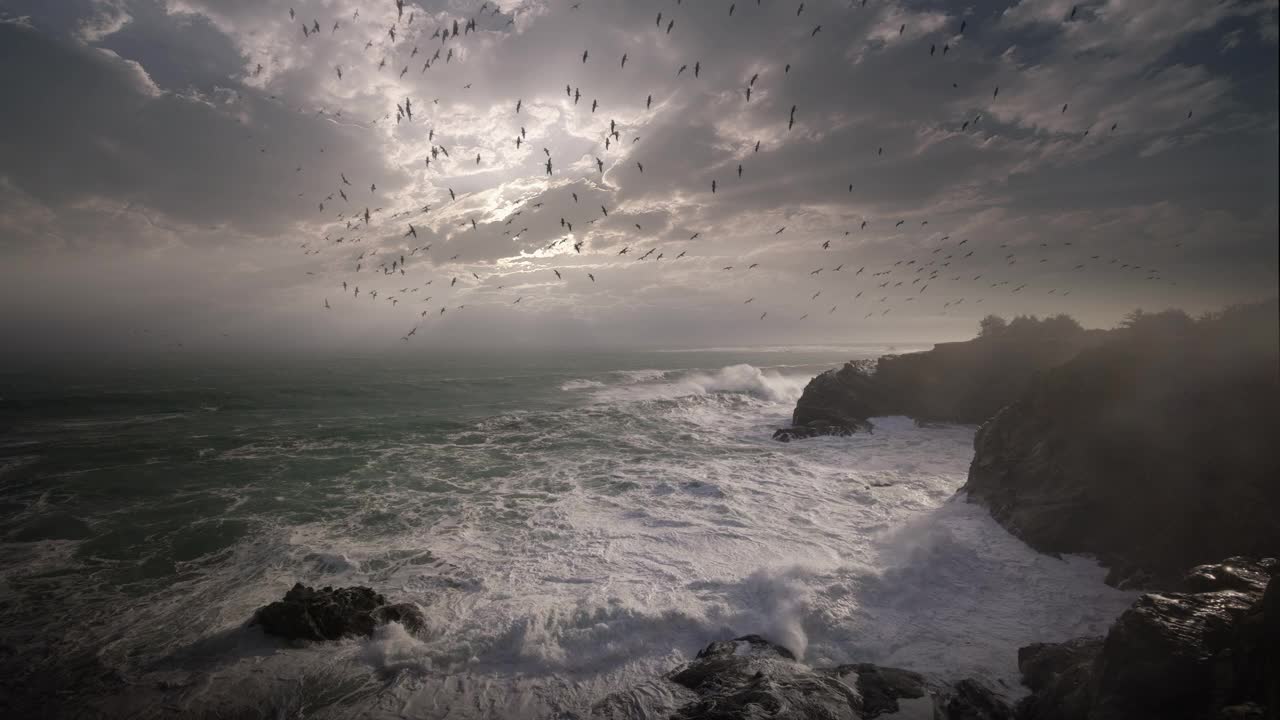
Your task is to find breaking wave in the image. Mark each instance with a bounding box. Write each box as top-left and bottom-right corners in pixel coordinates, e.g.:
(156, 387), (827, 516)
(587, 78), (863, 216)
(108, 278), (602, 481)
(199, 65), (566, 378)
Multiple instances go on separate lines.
(0, 355), (1137, 719)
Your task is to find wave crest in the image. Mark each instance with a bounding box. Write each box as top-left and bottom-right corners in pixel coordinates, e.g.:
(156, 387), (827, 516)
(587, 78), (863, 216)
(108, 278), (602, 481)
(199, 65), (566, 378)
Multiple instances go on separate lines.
(587, 364), (808, 405)
(685, 364), (808, 404)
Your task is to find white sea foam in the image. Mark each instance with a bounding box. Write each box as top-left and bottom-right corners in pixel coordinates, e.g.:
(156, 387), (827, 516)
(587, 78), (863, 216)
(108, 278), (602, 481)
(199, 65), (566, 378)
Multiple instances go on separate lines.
(589, 363), (809, 406)
(13, 362), (1139, 719)
(361, 621), (435, 674)
(303, 550), (360, 576)
(560, 379), (606, 391)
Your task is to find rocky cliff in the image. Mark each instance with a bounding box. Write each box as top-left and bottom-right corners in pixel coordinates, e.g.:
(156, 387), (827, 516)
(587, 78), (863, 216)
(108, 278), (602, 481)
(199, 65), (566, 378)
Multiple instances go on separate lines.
(1016, 557), (1277, 720)
(777, 321), (1103, 440)
(964, 301), (1280, 587)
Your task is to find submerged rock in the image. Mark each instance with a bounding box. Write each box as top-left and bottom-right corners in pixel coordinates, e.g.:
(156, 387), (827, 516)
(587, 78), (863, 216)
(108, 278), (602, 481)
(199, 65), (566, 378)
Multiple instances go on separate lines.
(595, 634), (1013, 719)
(1016, 558), (1278, 720)
(252, 583), (425, 641)
(772, 420), (860, 442)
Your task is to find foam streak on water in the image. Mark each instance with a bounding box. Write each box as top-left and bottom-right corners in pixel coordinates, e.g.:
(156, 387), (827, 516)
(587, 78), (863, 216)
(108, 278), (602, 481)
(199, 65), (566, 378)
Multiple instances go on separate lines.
(0, 355), (1136, 719)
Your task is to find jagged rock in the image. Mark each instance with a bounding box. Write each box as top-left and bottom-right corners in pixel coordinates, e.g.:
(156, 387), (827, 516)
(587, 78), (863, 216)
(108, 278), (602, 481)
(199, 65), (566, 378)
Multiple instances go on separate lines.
(1016, 558), (1277, 720)
(965, 302), (1280, 586)
(946, 678), (1016, 720)
(772, 420), (859, 442)
(1183, 557), (1274, 594)
(828, 663), (928, 717)
(607, 634), (1015, 720)
(790, 360), (890, 431)
(1016, 638), (1102, 720)
(252, 583), (425, 641)
(670, 643), (860, 720)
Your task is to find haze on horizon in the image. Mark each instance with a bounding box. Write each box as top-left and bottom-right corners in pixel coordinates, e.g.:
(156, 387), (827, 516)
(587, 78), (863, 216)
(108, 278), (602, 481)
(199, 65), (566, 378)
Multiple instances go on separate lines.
(0, 0), (1276, 360)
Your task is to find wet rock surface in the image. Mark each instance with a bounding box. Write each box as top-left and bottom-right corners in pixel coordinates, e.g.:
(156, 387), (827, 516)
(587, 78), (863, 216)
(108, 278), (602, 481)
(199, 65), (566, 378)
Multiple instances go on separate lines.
(963, 303), (1280, 586)
(772, 420), (859, 442)
(590, 635), (1013, 719)
(1016, 558), (1278, 720)
(252, 582), (426, 641)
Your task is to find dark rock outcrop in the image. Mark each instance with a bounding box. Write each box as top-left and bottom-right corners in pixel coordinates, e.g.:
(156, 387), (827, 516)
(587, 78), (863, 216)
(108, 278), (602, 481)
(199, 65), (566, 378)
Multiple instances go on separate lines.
(252, 583), (426, 641)
(595, 634), (1013, 719)
(785, 324), (1101, 438)
(964, 302), (1280, 586)
(1017, 558), (1278, 720)
(772, 420), (858, 442)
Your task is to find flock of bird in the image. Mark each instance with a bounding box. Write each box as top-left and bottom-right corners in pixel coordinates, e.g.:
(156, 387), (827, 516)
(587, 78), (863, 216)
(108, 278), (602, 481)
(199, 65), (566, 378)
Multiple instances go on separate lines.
(250, 0), (1187, 342)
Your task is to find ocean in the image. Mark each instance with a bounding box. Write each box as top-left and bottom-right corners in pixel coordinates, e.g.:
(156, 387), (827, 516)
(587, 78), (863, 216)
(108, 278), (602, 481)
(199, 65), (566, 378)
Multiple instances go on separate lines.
(0, 349), (1135, 718)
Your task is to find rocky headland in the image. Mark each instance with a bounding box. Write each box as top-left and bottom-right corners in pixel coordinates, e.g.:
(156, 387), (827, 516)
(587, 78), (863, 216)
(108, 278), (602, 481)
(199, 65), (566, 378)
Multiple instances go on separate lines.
(765, 300), (1280, 720)
(963, 302), (1280, 587)
(242, 303), (1279, 719)
(774, 315), (1102, 440)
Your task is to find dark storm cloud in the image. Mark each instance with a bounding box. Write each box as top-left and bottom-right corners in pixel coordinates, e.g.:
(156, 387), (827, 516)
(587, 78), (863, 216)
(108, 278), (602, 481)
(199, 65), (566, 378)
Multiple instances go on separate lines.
(0, 21), (393, 239)
(0, 0), (1276, 356)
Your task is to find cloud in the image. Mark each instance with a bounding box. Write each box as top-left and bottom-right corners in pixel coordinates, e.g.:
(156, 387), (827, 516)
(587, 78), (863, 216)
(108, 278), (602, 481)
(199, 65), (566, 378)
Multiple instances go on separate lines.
(0, 0), (1275, 356)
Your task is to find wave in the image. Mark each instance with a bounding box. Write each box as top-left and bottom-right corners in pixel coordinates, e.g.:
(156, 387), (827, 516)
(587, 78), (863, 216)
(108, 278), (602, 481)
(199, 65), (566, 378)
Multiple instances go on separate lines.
(685, 364), (809, 404)
(362, 622), (435, 674)
(559, 379), (606, 391)
(586, 364), (809, 406)
(614, 368), (670, 383)
(3, 358), (1141, 719)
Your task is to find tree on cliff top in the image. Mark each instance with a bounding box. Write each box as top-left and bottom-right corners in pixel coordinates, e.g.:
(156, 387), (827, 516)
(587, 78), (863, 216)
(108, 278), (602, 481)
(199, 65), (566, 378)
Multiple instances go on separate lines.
(978, 315), (1008, 338)
(978, 313), (1082, 339)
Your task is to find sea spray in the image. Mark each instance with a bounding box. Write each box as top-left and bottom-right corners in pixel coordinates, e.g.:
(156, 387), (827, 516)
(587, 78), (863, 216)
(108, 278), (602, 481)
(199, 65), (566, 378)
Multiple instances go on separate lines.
(731, 565), (823, 660)
(0, 352), (1137, 718)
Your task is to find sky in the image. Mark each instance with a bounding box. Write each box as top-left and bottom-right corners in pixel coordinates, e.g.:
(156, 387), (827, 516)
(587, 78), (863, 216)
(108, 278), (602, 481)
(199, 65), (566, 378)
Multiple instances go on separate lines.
(0, 0), (1276, 358)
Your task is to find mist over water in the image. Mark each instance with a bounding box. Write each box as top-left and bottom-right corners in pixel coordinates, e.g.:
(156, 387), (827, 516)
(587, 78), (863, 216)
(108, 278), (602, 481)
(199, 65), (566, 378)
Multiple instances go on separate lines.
(0, 350), (1135, 718)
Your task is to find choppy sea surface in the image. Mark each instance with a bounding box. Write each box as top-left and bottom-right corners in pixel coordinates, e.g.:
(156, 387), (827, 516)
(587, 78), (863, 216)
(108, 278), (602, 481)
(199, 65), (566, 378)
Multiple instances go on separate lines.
(0, 349), (1135, 718)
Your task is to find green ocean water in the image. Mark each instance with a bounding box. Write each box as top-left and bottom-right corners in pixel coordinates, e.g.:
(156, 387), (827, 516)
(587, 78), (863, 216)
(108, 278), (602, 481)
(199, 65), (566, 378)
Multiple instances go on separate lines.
(0, 349), (1134, 719)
